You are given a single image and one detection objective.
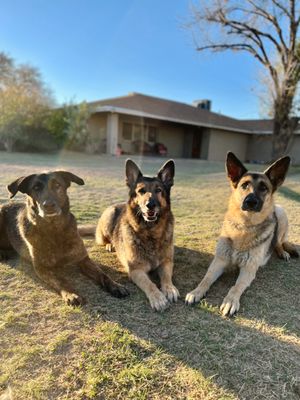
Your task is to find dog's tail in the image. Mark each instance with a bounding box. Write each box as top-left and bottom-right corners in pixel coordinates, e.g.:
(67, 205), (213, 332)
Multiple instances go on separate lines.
(78, 224), (96, 237)
(0, 386), (13, 400)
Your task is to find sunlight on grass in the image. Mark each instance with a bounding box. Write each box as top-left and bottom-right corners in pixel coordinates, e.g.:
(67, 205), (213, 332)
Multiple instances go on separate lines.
(0, 151), (299, 400)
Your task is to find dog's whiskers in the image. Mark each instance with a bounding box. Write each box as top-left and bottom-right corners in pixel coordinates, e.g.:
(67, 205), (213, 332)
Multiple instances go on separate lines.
(136, 208), (142, 217)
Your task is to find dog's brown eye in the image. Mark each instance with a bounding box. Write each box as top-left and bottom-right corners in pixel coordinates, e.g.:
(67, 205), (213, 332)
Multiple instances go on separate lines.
(33, 184), (41, 191)
(259, 183), (268, 192)
(241, 182), (250, 190)
(155, 188), (162, 193)
(54, 182), (61, 189)
(138, 188), (146, 194)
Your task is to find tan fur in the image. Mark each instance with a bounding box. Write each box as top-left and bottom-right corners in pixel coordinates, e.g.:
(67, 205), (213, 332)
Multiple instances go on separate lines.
(186, 153), (298, 316)
(77, 224), (96, 237)
(95, 159), (179, 311)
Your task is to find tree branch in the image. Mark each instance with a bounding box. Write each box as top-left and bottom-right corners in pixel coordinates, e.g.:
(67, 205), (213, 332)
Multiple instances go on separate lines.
(244, 0), (288, 55)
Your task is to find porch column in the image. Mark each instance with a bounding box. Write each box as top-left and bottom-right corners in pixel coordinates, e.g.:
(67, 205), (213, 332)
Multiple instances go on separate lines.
(106, 113), (119, 155)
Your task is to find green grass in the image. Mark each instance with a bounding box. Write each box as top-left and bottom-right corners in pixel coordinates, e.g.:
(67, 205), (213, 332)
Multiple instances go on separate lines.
(0, 150), (299, 400)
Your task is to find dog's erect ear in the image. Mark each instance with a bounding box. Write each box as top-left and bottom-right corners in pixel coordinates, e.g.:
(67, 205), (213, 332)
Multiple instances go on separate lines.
(125, 159), (143, 187)
(55, 171), (85, 187)
(264, 156), (290, 191)
(226, 152), (248, 186)
(157, 159), (175, 188)
(7, 174), (37, 198)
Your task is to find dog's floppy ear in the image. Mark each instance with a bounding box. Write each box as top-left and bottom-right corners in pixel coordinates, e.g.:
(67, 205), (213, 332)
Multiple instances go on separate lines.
(55, 171), (85, 187)
(226, 152), (247, 187)
(7, 174), (37, 198)
(157, 159), (175, 188)
(125, 159), (143, 187)
(264, 156), (290, 191)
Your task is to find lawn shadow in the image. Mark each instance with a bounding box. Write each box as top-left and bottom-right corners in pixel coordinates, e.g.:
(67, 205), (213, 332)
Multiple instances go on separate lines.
(3, 245), (300, 399)
(279, 186), (300, 202)
(79, 245), (300, 399)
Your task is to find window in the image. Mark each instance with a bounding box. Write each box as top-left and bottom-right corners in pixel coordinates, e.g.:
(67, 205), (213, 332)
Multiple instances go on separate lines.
(133, 124), (143, 140)
(148, 126), (157, 142)
(122, 122), (158, 142)
(123, 123), (132, 140)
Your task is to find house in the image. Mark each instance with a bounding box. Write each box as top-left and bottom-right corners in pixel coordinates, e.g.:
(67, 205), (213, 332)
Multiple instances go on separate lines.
(86, 92), (300, 163)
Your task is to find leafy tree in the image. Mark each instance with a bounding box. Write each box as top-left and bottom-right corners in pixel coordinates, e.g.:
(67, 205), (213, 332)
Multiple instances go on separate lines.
(189, 0), (300, 159)
(0, 52), (54, 151)
(64, 101), (91, 151)
(42, 107), (68, 145)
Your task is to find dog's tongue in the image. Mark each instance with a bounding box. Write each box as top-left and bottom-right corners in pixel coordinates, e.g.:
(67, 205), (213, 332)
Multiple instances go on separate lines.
(148, 210), (155, 217)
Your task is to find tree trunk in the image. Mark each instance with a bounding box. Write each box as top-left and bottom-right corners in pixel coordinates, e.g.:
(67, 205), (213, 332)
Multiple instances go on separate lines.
(3, 136), (15, 152)
(271, 95), (295, 161)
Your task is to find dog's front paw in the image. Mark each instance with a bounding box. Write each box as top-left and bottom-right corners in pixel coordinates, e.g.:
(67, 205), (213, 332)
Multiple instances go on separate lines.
(105, 243), (114, 252)
(280, 250), (291, 262)
(109, 283), (129, 298)
(185, 287), (206, 305)
(62, 292), (85, 307)
(220, 294), (240, 316)
(148, 290), (169, 312)
(0, 250), (12, 261)
(162, 284), (180, 302)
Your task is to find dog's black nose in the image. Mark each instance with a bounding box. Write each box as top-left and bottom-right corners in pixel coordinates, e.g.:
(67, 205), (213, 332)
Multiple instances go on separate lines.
(242, 194), (261, 211)
(146, 199), (156, 210)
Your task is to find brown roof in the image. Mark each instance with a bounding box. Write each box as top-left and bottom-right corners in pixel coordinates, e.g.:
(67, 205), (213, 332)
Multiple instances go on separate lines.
(88, 92), (286, 134)
(240, 119), (274, 132)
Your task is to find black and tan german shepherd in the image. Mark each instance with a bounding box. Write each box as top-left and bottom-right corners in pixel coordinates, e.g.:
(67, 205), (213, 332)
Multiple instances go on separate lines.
(186, 152), (299, 316)
(95, 159), (179, 311)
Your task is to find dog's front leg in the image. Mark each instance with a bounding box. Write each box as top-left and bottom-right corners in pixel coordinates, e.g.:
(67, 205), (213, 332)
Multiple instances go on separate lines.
(129, 268), (169, 311)
(78, 256), (129, 298)
(185, 256), (228, 305)
(158, 260), (179, 302)
(0, 209), (13, 260)
(220, 263), (257, 316)
(34, 264), (84, 306)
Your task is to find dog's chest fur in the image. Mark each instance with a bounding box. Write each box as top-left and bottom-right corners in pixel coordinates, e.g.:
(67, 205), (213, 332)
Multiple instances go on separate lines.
(218, 213), (277, 268)
(7, 203), (87, 267)
(112, 204), (174, 272)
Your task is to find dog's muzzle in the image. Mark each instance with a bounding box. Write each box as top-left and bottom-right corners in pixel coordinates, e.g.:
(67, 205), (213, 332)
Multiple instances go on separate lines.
(38, 200), (62, 218)
(242, 193), (262, 212)
(142, 209), (158, 222)
(142, 199), (159, 222)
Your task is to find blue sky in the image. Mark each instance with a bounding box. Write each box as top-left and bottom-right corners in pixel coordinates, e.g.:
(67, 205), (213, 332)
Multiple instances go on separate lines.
(1, 0), (262, 119)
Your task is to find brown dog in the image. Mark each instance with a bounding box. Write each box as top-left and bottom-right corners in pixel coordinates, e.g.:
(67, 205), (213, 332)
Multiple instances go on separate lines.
(0, 171), (128, 305)
(186, 152), (298, 316)
(95, 159), (179, 311)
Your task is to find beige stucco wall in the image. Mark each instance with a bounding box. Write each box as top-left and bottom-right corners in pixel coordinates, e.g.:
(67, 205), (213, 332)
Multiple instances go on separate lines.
(246, 135), (272, 163)
(87, 113), (108, 153)
(288, 135), (300, 163)
(208, 129), (249, 162)
(89, 112), (300, 164)
(157, 124), (184, 157)
(247, 134), (300, 164)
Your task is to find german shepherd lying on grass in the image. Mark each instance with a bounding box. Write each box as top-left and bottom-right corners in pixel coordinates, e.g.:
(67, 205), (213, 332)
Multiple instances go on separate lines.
(95, 159), (179, 311)
(186, 152), (299, 316)
(0, 171), (128, 306)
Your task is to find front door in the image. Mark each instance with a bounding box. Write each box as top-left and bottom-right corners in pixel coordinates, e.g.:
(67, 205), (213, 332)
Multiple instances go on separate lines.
(192, 130), (202, 158)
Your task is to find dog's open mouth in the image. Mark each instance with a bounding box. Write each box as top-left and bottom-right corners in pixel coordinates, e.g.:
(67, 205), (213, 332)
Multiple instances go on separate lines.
(39, 208), (62, 218)
(44, 211), (61, 217)
(143, 210), (158, 222)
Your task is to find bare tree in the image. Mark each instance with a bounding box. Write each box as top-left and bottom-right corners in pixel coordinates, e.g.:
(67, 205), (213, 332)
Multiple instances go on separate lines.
(189, 0), (300, 160)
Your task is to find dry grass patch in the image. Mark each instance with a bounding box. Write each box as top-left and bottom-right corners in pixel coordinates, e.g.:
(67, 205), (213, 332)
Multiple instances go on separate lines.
(0, 151), (299, 399)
